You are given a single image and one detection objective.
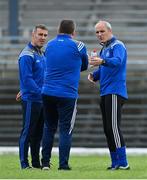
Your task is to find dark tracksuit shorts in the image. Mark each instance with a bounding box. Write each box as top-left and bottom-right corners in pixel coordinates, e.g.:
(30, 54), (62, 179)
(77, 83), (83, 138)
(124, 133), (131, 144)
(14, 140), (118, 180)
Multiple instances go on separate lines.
(41, 94), (77, 168)
(100, 94), (126, 152)
(19, 100), (44, 168)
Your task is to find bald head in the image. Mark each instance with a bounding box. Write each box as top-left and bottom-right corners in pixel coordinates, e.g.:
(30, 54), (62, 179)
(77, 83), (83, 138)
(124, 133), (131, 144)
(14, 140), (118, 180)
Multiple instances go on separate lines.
(95, 21), (112, 30)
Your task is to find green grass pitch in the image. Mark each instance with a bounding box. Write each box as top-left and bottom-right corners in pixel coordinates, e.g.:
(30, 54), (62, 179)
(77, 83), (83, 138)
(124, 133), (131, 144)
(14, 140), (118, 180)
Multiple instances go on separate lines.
(0, 154), (147, 179)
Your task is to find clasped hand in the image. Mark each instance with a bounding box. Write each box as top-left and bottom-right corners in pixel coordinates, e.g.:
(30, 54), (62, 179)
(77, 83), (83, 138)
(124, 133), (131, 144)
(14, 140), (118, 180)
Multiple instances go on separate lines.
(89, 56), (103, 66)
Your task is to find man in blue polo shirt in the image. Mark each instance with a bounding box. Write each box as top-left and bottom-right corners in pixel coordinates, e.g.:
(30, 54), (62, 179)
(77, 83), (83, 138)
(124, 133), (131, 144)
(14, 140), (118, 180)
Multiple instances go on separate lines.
(41, 19), (88, 170)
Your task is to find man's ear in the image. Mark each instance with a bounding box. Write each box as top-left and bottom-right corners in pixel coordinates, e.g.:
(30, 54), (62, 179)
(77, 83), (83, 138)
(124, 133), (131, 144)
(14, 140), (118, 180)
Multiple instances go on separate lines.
(71, 31), (76, 38)
(32, 31), (35, 37)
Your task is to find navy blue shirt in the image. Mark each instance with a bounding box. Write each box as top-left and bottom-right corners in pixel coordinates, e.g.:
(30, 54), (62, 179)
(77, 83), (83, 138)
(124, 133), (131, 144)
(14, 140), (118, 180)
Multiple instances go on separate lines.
(42, 34), (88, 98)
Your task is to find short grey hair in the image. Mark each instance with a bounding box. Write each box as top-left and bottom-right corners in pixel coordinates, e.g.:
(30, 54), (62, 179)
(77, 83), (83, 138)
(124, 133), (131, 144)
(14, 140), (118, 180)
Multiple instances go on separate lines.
(95, 20), (112, 30)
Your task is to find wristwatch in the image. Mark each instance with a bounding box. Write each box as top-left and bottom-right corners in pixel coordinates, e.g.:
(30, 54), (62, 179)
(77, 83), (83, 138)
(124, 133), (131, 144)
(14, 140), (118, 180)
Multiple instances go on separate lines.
(101, 59), (105, 64)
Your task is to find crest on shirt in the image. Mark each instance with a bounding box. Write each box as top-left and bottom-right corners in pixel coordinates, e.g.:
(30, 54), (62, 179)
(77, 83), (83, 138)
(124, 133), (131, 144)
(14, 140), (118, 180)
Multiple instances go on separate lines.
(105, 51), (110, 57)
(36, 60), (40, 63)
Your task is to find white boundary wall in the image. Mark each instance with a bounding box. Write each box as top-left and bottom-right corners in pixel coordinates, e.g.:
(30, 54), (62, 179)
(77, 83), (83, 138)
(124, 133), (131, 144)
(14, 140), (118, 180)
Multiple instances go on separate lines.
(0, 147), (147, 155)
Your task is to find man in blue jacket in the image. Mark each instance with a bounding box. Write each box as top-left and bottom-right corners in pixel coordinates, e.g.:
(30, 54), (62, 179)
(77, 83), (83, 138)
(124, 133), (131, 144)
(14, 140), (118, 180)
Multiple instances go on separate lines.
(41, 19), (88, 170)
(18, 24), (48, 169)
(88, 20), (130, 170)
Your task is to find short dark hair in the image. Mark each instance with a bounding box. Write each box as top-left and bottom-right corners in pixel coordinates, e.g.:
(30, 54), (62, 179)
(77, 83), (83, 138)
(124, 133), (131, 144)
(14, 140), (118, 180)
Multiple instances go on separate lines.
(58, 20), (76, 34)
(33, 24), (49, 32)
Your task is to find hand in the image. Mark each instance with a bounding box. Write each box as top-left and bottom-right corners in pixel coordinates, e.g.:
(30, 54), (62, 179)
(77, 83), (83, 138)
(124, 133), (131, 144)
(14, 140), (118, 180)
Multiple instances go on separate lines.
(89, 56), (104, 66)
(88, 73), (96, 84)
(16, 91), (21, 102)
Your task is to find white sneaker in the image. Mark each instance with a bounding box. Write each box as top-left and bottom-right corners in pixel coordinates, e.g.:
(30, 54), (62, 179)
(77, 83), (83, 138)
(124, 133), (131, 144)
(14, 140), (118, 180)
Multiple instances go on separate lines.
(119, 164), (130, 170)
(42, 166), (50, 170)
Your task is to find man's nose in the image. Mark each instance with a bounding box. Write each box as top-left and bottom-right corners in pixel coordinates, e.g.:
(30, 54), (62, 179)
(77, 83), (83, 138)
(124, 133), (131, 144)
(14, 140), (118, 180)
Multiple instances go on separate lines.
(41, 35), (47, 40)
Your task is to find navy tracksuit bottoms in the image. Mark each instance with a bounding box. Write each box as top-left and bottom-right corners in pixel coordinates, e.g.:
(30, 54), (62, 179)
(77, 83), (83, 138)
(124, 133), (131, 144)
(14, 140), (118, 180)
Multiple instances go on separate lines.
(19, 100), (44, 168)
(41, 94), (77, 168)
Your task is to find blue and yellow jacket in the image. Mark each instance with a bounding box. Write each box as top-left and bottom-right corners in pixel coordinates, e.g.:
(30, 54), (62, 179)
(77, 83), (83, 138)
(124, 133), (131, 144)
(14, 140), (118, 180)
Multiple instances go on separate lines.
(93, 36), (128, 99)
(18, 42), (45, 102)
(42, 34), (88, 98)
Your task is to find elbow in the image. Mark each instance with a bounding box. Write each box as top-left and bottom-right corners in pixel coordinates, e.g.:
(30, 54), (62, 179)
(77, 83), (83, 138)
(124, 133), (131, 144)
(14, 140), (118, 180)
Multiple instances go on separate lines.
(81, 64), (88, 71)
(81, 67), (87, 71)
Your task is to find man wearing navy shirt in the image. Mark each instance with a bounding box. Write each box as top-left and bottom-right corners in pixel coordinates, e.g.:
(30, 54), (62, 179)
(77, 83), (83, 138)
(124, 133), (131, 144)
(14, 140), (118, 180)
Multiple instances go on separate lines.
(18, 24), (48, 169)
(88, 20), (130, 170)
(41, 19), (88, 170)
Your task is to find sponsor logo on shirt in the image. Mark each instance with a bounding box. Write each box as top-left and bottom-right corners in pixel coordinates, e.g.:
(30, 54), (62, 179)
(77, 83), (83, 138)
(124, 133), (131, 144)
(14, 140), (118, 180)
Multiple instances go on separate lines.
(106, 51), (110, 57)
(36, 60), (40, 63)
(58, 39), (64, 42)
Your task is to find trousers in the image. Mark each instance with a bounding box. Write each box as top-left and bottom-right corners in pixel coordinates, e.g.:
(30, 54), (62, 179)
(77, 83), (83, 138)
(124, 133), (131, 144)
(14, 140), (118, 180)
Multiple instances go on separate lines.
(41, 94), (77, 168)
(19, 100), (44, 168)
(100, 94), (126, 152)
